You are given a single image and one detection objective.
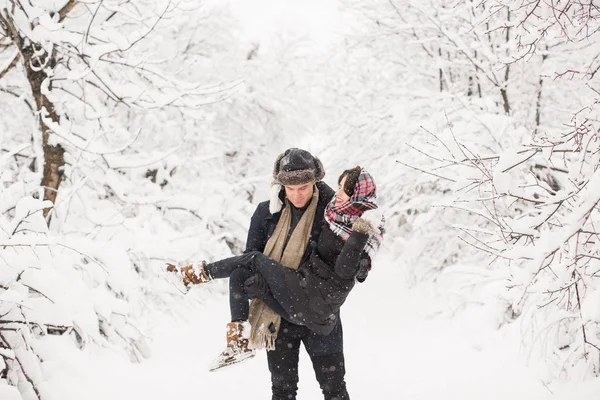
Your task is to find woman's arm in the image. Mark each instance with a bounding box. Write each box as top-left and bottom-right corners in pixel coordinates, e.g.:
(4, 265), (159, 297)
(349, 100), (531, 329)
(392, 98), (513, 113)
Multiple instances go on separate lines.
(334, 230), (370, 280)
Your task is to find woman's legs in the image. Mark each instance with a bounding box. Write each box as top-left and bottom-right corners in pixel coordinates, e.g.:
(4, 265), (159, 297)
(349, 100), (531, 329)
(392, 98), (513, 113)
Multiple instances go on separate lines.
(204, 251), (296, 322)
(228, 267), (253, 322)
(204, 252), (259, 279)
(229, 267), (295, 321)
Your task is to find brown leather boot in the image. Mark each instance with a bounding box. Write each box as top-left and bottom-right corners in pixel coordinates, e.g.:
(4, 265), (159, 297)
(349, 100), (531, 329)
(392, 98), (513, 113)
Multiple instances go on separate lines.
(209, 321), (255, 372)
(166, 261), (210, 288)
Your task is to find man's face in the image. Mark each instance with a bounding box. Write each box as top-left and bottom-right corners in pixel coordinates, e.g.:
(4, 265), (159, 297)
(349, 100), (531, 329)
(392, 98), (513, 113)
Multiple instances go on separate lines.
(285, 182), (314, 208)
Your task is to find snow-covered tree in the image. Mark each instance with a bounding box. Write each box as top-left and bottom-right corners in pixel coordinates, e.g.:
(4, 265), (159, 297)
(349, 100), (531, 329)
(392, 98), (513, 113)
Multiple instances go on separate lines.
(0, 0), (237, 221)
(331, 0), (600, 380)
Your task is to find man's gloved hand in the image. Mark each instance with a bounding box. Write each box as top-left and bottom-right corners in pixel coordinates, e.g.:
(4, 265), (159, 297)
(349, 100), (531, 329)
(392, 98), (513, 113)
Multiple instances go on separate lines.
(244, 274), (269, 299)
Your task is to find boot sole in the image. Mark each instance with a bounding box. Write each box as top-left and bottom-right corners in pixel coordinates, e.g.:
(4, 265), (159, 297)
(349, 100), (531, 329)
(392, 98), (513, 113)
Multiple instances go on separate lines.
(166, 275), (189, 294)
(208, 351), (256, 372)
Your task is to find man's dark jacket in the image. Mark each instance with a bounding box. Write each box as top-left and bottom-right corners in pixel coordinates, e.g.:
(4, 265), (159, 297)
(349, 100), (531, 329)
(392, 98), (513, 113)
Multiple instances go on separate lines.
(245, 181), (334, 263)
(245, 181), (370, 336)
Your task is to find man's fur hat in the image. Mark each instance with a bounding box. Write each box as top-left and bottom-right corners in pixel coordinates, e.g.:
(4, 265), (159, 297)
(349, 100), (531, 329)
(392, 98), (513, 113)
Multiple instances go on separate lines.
(272, 148), (325, 186)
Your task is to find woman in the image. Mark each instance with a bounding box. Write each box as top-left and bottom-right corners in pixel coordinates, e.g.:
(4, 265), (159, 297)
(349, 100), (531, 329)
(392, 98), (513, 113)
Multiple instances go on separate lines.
(168, 166), (384, 370)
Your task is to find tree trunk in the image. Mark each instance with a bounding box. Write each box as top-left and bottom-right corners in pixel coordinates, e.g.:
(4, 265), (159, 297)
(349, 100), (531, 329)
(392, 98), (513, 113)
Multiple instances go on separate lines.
(1, 4), (76, 222)
(500, 85), (510, 115)
(501, 8), (511, 115)
(469, 50), (482, 98)
(468, 75), (473, 96)
(535, 52), (549, 135)
(22, 44), (64, 218)
(438, 46), (444, 92)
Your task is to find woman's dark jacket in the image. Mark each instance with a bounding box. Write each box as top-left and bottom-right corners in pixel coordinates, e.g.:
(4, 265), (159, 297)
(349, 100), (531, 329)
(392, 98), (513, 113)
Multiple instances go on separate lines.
(245, 181), (371, 336)
(290, 225), (370, 335)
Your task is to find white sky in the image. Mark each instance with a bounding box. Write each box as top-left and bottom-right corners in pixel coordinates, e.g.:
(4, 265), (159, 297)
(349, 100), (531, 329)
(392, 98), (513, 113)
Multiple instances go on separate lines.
(227, 0), (345, 49)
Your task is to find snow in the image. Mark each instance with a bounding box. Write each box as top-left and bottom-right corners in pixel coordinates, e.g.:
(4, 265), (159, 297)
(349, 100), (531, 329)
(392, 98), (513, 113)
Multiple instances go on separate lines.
(0, 385), (21, 400)
(3, 0), (600, 398)
(14, 250), (586, 400)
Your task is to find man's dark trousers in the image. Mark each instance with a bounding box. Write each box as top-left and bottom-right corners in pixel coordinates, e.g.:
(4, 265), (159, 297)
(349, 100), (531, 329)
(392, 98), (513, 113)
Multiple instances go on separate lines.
(268, 318), (349, 400)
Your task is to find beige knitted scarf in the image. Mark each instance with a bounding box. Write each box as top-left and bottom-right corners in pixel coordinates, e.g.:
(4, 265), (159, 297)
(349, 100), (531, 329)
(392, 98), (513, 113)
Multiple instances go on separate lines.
(248, 186), (319, 350)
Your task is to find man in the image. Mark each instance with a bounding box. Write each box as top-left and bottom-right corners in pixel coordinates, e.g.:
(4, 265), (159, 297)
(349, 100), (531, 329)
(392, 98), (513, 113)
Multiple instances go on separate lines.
(244, 148), (350, 400)
(170, 148), (350, 399)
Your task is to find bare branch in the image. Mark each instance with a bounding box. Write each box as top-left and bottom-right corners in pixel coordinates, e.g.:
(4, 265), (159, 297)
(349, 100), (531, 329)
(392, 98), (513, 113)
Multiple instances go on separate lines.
(103, 0), (172, 56)
(0, 320), (71, 334)
(0, 86), (34, 111)
(58, 0), (78, 22)
(396, 160), (456, 182)
(0, 52), (20, 81)
(0, 332), (42, 400)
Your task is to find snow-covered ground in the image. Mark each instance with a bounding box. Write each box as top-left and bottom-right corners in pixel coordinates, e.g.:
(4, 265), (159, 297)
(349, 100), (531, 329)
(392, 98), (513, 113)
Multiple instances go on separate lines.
(28, 249), (597, 399)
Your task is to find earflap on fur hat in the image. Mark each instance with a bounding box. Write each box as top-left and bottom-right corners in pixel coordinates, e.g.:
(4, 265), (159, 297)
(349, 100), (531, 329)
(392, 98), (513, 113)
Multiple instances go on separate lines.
(272, 148), (325, 186)
(269, 183), (283, 214)
(272, 153), (285, 180)
(313, 157), (325, 182)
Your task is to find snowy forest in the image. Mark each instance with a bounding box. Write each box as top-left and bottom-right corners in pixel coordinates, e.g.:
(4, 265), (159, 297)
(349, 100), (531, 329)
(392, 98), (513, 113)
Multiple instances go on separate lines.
(1, 0), (600, 398)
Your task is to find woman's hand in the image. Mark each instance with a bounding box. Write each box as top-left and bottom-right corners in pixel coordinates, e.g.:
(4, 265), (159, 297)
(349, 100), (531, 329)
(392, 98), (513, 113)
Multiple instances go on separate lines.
(352, 208), (384, 235)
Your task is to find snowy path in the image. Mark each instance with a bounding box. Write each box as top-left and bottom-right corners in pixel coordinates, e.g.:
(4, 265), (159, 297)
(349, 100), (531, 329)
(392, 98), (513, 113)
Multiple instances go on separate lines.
(48, 252), (594, 399)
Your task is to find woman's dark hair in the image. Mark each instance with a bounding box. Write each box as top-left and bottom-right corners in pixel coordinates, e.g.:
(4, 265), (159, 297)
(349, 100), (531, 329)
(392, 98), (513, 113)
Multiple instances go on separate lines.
(338, 166), (362, 197)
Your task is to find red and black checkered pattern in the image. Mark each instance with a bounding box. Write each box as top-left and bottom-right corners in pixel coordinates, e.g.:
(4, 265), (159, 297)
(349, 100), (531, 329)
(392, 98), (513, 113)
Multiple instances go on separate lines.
(324, 169), (384, 257)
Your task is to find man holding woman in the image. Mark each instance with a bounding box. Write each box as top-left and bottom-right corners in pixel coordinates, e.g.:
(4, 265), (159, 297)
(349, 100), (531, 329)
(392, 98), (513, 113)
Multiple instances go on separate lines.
(170, 148), (383, 400)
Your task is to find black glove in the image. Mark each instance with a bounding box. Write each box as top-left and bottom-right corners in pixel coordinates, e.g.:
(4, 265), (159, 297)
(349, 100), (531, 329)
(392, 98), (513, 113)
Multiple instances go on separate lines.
(356, 258), (371, 283)
(244, 274), (270, 299)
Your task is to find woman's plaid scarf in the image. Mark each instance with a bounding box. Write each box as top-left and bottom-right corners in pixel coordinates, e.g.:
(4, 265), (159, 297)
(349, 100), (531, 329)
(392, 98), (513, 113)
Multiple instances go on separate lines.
(324, 169), (384, 257)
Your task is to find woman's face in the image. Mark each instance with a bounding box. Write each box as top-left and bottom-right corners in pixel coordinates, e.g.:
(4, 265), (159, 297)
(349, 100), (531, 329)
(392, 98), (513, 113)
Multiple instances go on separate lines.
(335, 175), (351, 206)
